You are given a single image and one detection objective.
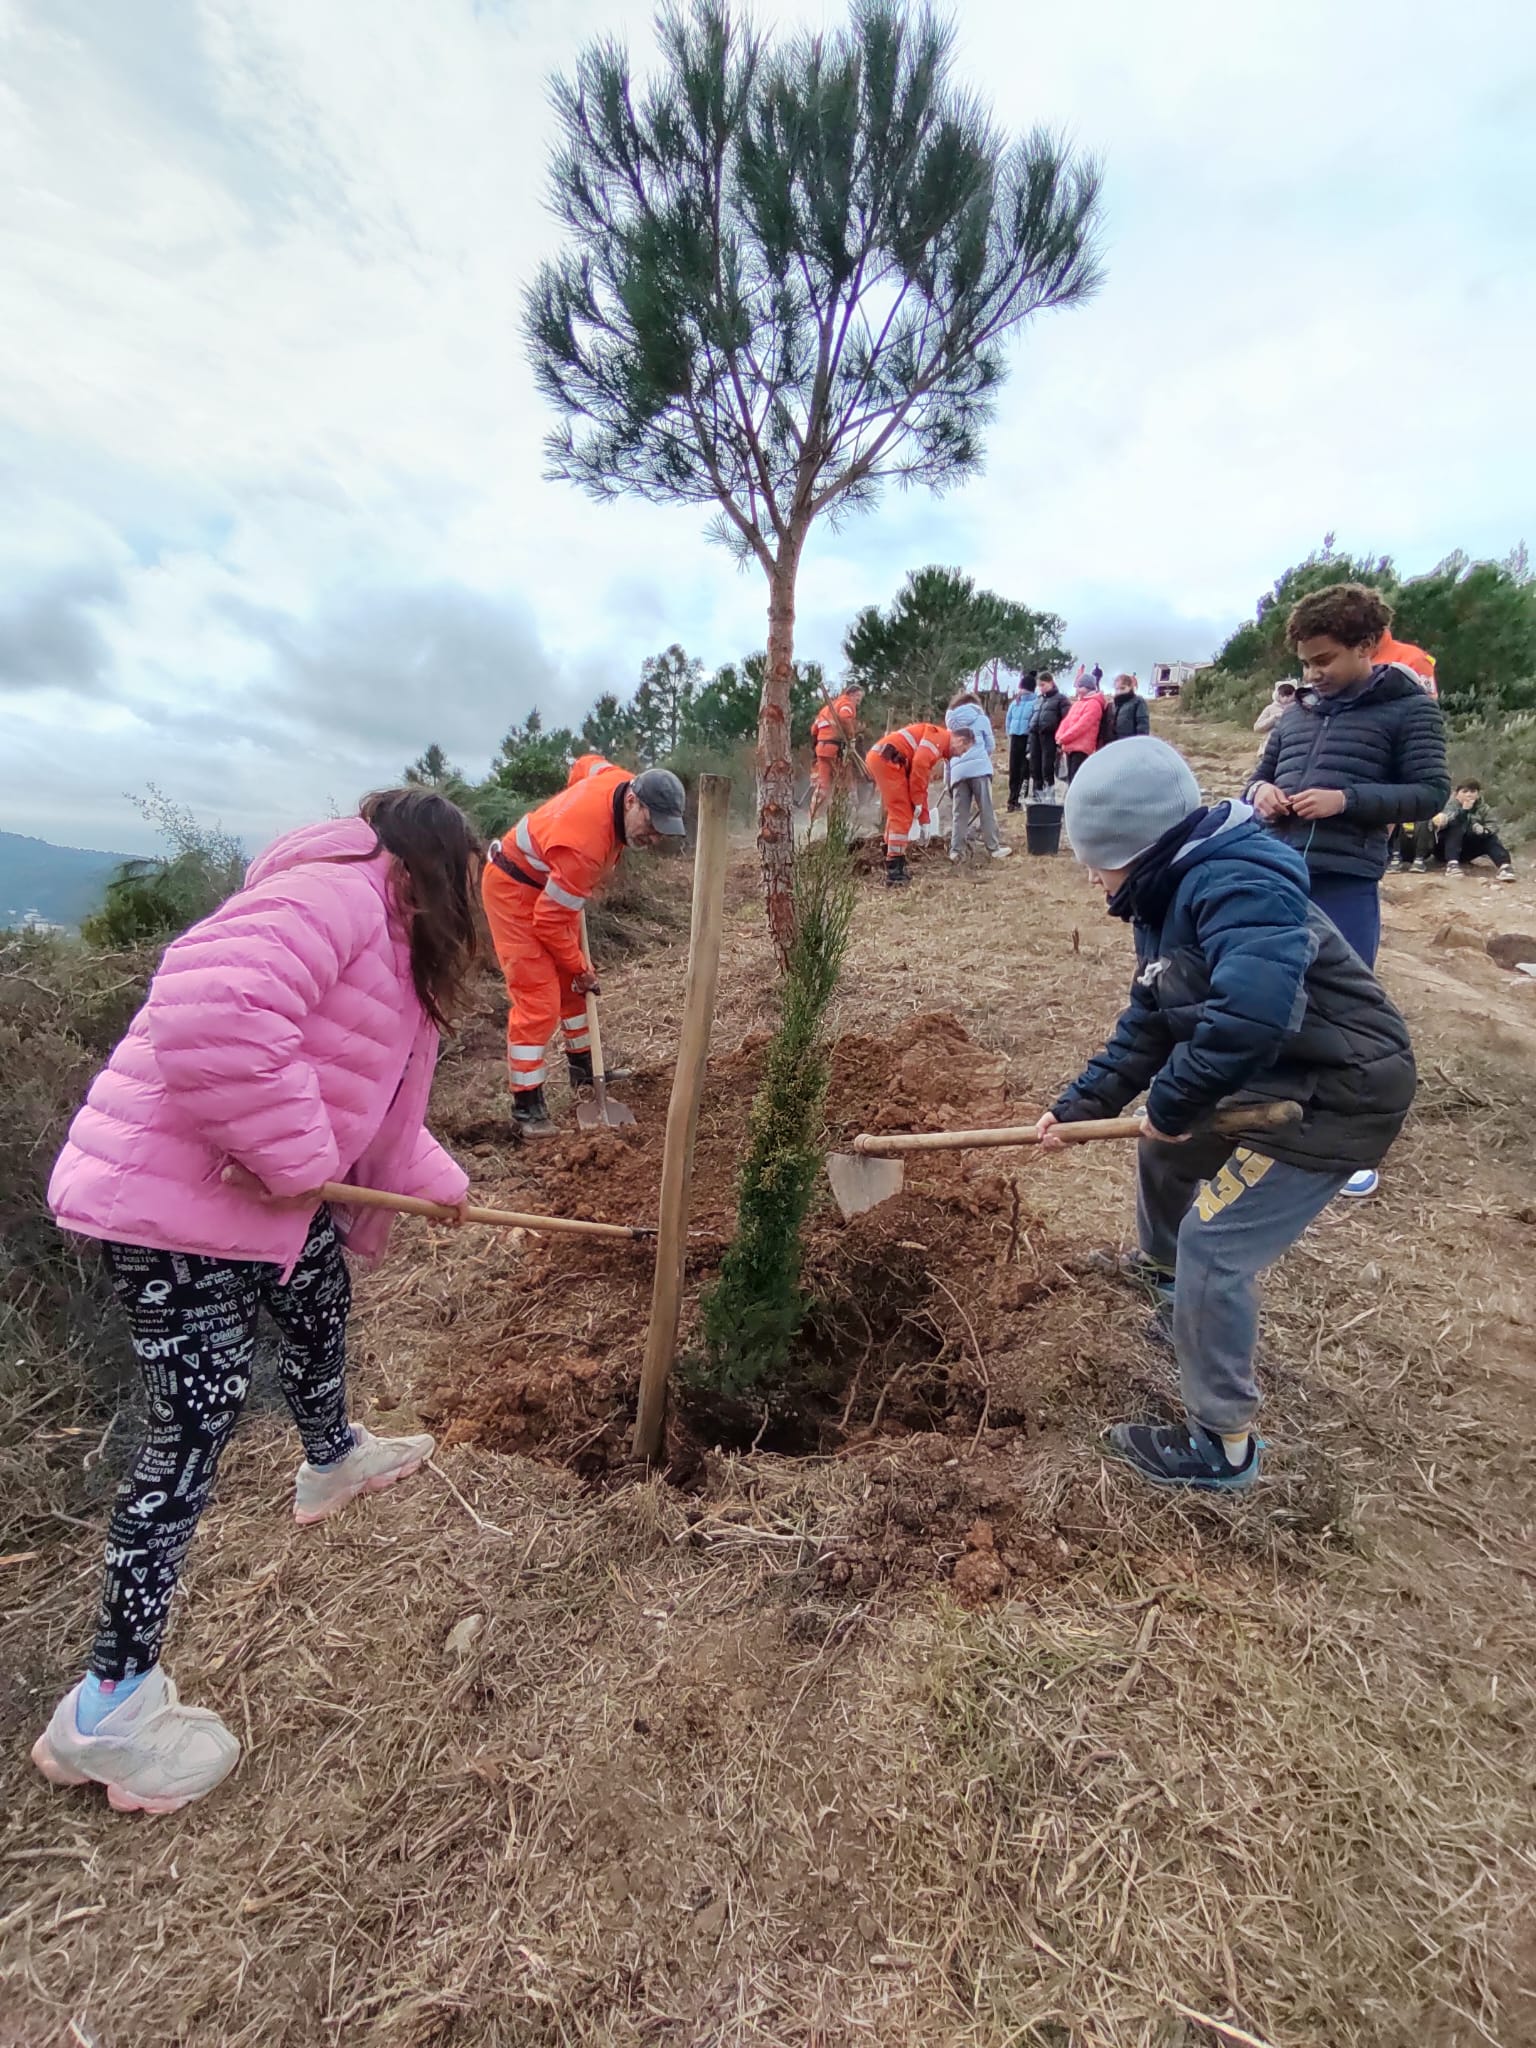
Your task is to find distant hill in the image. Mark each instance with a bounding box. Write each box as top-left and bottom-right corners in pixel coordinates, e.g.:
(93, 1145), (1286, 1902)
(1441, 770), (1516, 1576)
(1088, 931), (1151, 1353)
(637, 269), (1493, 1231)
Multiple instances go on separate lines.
(0, 830), (133, 930)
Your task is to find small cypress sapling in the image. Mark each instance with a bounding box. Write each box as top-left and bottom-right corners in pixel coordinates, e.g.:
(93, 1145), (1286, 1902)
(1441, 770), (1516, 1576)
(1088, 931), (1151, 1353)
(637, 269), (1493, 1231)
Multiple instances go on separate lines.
(699, 805), (858, 1393)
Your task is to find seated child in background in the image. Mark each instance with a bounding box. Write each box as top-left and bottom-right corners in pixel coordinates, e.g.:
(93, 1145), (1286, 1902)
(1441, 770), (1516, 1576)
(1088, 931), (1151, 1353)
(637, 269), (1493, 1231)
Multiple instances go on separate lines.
(1434, 782), (1516, 881)
(1035, 737), (1416, 1493)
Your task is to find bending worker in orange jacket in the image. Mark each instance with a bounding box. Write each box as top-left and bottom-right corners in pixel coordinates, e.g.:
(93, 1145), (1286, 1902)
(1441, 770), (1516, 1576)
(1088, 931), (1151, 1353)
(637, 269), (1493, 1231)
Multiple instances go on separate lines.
(807, 685), (865, 827)
(482, 760), (687, 1136)
(866, 722), (953, 889)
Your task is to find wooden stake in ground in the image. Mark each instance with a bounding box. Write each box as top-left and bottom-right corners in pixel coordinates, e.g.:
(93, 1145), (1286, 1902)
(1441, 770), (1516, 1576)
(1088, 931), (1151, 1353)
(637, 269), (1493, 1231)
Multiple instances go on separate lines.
(632, 774), (731, 1461)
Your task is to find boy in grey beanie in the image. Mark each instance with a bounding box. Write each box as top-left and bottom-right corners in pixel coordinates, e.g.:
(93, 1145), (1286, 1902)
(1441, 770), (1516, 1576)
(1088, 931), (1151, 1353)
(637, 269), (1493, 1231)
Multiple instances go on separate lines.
(1036, 738), (1415, 1492)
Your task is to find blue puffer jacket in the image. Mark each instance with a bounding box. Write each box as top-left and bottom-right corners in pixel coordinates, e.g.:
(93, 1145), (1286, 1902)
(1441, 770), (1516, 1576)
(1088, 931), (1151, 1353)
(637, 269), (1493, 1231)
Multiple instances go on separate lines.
(1052, 807), (1416, 1171)
(1005, 692), (1038, 738)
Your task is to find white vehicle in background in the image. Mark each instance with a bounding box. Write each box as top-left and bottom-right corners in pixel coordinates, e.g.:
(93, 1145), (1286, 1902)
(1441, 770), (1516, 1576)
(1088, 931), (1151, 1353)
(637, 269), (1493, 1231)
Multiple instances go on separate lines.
(1149, 660), (1207, 700)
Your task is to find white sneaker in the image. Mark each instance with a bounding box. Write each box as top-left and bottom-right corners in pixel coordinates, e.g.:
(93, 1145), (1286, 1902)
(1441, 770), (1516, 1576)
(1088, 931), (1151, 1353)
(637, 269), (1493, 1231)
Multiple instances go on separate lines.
(948, 850), (962, 864)
(294, 1423), (435, 1526)
(1340, 1168), (1379, 1200)
(1446, 861), (1462, 876)
(31, 1667), (239, 1815)
(990, 844), (1014, 860)
(1498, 865), (1516, 882)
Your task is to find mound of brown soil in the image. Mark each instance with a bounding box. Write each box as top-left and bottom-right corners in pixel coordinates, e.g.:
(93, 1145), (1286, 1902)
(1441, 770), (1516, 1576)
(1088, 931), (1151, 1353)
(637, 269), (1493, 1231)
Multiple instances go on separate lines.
(405, 1008), (1155, 1511)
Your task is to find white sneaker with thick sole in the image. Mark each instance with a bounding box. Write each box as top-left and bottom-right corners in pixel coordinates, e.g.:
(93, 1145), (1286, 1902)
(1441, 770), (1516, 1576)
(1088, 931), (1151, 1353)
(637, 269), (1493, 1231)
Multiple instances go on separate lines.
(1341, 1168), (1379, 1200)
(31, 1667), (239, 1815)
(990, 844), (1014, 860)
(294, 1423), (435, 1526)
(1446, 861), (1462, 876)
(1498, 865), (1516, 882)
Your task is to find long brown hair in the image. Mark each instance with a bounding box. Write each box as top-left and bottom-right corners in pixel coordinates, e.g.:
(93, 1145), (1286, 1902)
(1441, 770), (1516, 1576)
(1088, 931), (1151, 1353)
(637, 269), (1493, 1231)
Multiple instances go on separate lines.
(357, 789), (482, 1031)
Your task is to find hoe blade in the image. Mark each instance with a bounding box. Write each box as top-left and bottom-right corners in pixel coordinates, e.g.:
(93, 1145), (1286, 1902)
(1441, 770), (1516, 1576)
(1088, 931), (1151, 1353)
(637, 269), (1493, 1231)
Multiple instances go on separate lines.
(576, 1081), (636, 1131)
(826, 1151), (904, 1220)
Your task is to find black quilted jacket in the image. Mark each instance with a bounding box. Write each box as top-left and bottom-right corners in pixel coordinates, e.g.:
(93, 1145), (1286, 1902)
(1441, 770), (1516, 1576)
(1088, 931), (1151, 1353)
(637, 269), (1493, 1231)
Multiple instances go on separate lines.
(1251, 666), (1449, 880)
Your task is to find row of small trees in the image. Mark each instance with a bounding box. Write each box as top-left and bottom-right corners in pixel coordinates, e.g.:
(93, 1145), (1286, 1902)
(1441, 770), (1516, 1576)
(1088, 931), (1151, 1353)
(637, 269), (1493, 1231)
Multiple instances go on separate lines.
(403, 550), (1072, 842)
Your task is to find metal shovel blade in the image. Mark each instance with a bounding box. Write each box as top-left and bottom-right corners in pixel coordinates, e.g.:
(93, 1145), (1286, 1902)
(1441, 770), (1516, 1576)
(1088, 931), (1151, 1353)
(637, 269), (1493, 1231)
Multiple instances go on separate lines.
(576, 1079), (636, 1131)
(826, 1150), (905, 1220)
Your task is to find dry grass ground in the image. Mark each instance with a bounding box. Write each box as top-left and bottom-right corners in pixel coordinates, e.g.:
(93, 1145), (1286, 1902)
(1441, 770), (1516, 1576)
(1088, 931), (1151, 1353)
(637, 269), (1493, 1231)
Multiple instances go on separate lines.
(4, 717), (1535, 2048)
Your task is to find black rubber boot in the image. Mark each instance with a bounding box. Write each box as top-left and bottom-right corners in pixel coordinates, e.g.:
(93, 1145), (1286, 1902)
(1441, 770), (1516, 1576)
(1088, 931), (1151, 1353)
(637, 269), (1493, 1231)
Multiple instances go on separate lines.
(511, 1084), (559, 1139)
(566, 1049), (632, 1089)
(885, 853), (910, 888)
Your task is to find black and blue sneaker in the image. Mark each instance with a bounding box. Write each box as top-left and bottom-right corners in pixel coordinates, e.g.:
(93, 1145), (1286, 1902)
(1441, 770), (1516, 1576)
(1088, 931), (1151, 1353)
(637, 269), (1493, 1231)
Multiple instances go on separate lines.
(1105, 1420), (1260, 1493)
(1089, 1246), (1175, 1305)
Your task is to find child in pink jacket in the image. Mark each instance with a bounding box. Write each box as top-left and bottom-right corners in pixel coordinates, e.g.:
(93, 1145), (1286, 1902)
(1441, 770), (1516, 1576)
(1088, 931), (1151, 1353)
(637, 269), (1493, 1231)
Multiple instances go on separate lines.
(1056, 680), (1106, 785)
(33, 789), (480, 1815)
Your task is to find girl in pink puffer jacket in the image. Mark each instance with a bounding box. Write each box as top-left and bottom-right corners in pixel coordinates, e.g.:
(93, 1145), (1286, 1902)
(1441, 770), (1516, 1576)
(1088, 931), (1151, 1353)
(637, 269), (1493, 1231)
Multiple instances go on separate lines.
(33, 789), (481, 1816)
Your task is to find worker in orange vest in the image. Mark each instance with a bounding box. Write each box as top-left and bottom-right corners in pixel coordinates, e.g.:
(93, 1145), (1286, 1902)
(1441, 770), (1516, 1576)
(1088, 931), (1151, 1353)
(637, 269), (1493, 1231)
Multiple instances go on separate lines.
(808, 685), (865, 826)
(482, 761), (686, 1136)
(1373, 632), (1438, 697)
(865, 722), (953, 888)
(566, 752), (614, 785)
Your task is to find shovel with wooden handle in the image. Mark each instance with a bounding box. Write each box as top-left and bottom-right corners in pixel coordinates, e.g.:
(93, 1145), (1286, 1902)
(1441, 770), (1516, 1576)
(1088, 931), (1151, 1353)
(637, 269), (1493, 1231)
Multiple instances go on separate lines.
(320, 1182), (653, 1240)
(825, 1099), (1304, 1220)
(575, 910), (635, 1131)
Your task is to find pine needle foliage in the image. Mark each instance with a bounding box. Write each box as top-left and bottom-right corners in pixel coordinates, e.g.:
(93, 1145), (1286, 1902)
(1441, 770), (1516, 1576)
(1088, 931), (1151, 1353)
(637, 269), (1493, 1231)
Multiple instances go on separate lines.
(699, 803), (857, 1392)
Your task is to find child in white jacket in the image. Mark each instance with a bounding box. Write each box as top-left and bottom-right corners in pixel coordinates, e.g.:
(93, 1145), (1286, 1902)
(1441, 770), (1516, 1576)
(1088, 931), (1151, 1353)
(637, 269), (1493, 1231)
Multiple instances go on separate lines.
(945, 695), (1013, 862)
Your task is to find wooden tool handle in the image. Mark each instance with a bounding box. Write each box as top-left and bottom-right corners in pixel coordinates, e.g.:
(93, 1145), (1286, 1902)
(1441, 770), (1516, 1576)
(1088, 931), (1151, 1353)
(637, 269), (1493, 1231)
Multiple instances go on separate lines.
(849, 1099), (1302, 1158)
(579, 910), (607, 1085)
(319, 1183), (648, 1240)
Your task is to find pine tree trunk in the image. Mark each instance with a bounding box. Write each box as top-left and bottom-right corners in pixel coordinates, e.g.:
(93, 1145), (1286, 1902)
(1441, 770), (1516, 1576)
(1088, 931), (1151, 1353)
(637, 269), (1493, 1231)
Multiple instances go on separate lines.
(757, 534), (802, 972)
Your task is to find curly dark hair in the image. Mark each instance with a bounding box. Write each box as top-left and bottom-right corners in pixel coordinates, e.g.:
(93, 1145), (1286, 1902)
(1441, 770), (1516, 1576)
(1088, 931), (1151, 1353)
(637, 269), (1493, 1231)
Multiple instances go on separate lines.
(1285, 582), (1393, 652)
(356, 789), (483, 1031)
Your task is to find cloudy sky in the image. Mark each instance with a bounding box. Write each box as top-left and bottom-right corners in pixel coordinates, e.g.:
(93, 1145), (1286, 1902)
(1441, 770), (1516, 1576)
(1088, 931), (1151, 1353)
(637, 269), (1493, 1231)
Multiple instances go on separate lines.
(2, 0), (1531, 854)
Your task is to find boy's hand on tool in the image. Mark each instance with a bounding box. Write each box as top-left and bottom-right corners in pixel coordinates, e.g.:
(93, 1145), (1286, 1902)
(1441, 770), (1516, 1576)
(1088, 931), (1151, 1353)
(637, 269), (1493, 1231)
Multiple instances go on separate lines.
(1143, 1120), (1190, 1144)
(1250, 781), (1292, 821)
(1034, 1112), (1066, 1152)
(221, 1162), (325, 1210)
(1289, 787), (1348, 820)
(572, 970), (602, 996)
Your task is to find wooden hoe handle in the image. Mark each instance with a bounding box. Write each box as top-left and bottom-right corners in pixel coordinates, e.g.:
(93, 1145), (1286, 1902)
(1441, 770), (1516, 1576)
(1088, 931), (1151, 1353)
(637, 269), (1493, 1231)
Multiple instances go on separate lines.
(319, 1182), (650, 1240)
(849, 1099), (1303, 1158)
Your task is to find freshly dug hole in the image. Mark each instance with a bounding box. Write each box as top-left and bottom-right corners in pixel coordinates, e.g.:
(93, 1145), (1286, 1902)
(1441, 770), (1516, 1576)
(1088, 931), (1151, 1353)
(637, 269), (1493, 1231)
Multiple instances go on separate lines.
(414, 1010), (1100, 1473)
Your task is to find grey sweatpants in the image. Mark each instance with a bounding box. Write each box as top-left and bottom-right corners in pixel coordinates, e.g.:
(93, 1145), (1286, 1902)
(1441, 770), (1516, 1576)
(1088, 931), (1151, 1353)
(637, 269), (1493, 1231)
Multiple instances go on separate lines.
(950, 774), (1000, 854)
(1136, 1135), (1350, 1433)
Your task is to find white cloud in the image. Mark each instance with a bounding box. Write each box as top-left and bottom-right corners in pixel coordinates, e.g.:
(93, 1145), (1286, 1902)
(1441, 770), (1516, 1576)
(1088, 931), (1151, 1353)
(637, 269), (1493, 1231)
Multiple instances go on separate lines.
(1, 0), (1531, 848)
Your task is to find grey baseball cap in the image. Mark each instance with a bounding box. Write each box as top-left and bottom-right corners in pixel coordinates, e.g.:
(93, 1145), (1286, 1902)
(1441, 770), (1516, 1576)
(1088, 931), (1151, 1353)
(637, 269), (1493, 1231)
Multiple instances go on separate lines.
(630, 767), (688, 837)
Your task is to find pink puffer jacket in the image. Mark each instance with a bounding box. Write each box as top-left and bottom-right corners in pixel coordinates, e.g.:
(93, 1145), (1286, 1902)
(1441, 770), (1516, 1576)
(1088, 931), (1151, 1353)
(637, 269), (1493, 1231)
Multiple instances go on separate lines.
(48, 817), (468, 1275)
(1056, 692), (1105, 757)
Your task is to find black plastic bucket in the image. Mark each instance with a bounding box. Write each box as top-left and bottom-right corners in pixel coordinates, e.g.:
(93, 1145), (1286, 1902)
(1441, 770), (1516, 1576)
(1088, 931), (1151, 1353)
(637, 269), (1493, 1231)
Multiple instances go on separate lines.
(1025, 801), (1063, 856)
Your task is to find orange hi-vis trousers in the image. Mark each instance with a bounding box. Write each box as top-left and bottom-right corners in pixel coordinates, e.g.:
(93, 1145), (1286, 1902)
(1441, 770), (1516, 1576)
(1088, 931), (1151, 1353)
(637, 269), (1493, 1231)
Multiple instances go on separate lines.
(867, 746), (923, 855)
(481, 869), (591, 1092)
(812, 743), (848, 797)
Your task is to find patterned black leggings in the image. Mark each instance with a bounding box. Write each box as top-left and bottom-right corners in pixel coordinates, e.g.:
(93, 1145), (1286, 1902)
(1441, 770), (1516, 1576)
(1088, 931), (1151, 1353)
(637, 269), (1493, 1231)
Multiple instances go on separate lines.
(91, 1207), (355, 1682)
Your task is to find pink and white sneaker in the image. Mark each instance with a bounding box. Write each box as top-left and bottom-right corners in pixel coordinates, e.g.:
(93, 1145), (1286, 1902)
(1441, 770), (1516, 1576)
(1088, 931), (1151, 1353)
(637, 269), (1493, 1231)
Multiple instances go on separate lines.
(31, 1667), (239, 1815)
(293, 1424), (435, 1526)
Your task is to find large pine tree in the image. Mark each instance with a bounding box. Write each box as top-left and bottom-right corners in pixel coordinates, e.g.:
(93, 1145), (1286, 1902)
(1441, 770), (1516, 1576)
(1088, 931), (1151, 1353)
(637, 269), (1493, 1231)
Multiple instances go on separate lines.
(526, 0), (1102, 962)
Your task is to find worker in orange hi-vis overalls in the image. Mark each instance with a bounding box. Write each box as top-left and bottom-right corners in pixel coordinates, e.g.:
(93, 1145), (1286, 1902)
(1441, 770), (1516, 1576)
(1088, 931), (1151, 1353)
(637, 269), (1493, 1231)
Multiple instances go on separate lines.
(481, 762), (687, 1137)
(807, 685), (865, 826)
(1373, 633), (1438, 698)
(865, 723), (953, 889)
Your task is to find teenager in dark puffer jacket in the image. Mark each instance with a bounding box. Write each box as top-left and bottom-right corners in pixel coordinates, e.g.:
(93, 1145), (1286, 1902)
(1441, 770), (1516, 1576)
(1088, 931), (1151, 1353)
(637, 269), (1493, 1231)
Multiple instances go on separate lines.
(1107, 674), (1151, 741)
(1036, 738), (1415, 1494)
(1249, 581), (1448, 968)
